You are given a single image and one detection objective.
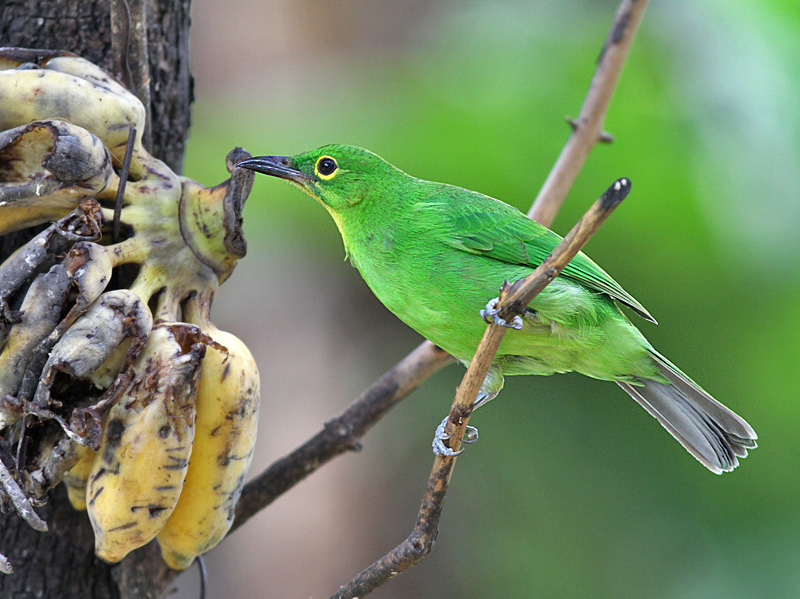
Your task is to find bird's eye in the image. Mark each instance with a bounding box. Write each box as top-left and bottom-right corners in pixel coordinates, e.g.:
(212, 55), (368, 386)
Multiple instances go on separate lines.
(316, 156), (338, 179)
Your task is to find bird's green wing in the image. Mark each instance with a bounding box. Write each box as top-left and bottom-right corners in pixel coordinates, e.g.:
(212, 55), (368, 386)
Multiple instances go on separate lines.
(438, 202), (656, 323)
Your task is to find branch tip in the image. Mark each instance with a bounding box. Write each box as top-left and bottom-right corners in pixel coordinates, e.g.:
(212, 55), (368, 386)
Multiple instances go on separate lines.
(601, 177), (631, 209)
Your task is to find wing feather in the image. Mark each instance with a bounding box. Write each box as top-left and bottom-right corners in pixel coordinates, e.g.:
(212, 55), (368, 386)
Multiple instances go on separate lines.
(435, 196), (656, 323)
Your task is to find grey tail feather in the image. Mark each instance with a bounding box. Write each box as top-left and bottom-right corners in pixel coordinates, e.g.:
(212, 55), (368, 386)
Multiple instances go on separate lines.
(617, 353), (757, 474)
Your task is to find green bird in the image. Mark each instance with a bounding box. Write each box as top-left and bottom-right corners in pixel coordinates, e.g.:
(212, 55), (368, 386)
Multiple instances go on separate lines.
(238, 145), (757, 473)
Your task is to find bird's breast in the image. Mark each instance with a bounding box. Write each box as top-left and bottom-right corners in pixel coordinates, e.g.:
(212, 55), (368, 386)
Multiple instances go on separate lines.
(346, 234), (493, 359)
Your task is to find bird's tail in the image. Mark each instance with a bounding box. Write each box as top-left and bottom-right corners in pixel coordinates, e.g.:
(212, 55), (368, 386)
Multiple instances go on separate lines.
(617, 351), (757, 474)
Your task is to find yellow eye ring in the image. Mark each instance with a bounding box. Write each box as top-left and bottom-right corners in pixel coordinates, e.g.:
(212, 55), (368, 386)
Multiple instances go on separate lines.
(315, 156), (338, 180)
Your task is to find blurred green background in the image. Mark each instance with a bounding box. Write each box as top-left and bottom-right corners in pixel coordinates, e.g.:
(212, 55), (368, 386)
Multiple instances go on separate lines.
(175, 0), (800, 597)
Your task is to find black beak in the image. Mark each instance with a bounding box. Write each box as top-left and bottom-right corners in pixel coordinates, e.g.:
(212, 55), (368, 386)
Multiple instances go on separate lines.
(236, 155), (311, 184)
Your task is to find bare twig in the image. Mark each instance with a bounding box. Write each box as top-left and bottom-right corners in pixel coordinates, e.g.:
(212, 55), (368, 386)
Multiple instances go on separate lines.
(233, 341), (454, 528)
(330, 178), (632, 599)
(444, 178), (631, 453)
(528, 0), (648, 227)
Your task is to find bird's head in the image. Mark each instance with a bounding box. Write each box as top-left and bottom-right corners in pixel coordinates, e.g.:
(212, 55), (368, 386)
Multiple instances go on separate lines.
(237, 145), (405, 216)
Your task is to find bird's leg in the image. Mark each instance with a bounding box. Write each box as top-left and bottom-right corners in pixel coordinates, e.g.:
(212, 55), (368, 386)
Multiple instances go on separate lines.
(480, 297), (523, 330)
(432, 416), (480, 456)
(432, 368), (504, 456)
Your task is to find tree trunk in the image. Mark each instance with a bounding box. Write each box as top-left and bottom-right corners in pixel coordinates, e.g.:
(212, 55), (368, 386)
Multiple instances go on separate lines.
(0, 0), (192, 174)
(0, 1), (192, 597)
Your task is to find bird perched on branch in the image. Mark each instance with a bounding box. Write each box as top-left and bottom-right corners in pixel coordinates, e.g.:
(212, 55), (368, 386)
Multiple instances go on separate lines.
(238, 145), (757, 473)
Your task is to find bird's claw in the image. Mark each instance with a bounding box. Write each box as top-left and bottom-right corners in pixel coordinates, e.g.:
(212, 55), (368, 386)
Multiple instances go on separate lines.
(463, 425), (479, 444)
(480, 297), (523, 330)
(432, 416), (480, 456)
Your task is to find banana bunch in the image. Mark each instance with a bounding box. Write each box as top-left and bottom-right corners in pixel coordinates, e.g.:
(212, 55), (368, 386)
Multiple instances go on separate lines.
(0, 48), (261, 569)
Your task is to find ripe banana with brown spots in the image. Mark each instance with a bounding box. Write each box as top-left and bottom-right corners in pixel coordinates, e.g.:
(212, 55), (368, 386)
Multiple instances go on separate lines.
(86, 323), (206, 563)
(0, 55), (145, 162)
(156, 312), (260, 570)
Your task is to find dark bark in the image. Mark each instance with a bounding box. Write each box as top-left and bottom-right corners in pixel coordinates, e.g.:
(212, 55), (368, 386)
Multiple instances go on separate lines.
(0, 0), (192, 174)
(143, 0), (193, 173)
(0, 487), (119, 599)
(0, 1), (193, 597)
(0, 0), (114, 69)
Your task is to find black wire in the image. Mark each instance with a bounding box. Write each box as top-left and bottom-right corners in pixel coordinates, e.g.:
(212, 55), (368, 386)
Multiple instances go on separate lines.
(112, 127), (136, 243)
(196, 554), (207, 599)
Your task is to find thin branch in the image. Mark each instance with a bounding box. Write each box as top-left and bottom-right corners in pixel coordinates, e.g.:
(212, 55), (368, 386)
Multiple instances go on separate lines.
(233, 341), (454, 529)
(528, 0), (648, 227)
(330, 178), (632, 599)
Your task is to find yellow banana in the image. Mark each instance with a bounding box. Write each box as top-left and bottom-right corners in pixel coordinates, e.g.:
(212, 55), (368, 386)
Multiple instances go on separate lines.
(43, 55), (137, 102)
(156, 325), (260, 570)
(86, 323), (205, 563)
(0, 64), (144, 162)
(63, 444), (97, 511)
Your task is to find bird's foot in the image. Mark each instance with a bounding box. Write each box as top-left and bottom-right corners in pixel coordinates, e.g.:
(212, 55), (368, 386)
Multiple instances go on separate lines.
(480, 297), (523, 330)
(432, 416), (479, 456)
